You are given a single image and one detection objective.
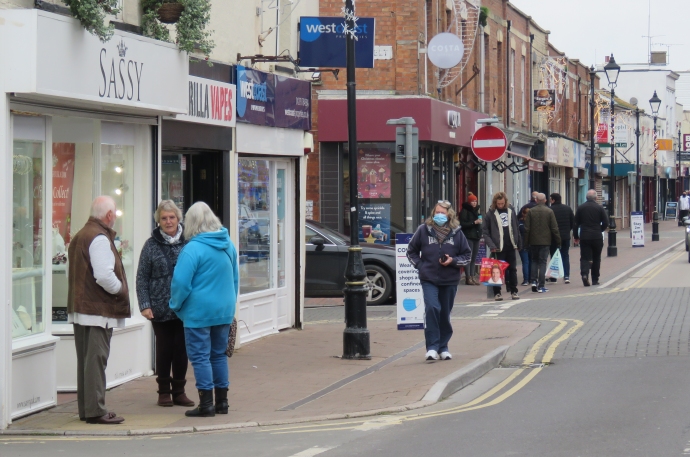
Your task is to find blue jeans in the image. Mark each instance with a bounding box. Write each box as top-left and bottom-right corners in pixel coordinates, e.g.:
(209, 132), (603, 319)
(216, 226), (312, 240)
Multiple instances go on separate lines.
(184, 324), (231, 391)
(519, 249), (530, 283)
(421, 281), (457, 353)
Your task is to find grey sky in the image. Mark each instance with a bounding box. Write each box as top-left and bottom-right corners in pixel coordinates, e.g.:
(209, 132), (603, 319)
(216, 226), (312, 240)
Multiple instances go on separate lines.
(509, 0), (690, 71)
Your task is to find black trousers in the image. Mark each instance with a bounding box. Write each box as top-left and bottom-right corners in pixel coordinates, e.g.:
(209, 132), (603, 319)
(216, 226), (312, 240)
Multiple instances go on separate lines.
(152, 319), (189, 380)
(579, 238), (604, 281)
(494, 244), (518, 294)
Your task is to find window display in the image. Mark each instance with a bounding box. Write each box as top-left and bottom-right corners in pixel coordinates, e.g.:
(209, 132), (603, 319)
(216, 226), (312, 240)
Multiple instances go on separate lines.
(238, 159), (272, 293)
(12, 116), (46, 339)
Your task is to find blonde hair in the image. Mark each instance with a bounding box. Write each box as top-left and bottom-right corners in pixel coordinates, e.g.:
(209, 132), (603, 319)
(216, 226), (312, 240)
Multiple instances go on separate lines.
(184, 202), (222, 239)
(154, 200), (183, 224)
(425, 201), (459, 229)
(490, 192), (509, 211)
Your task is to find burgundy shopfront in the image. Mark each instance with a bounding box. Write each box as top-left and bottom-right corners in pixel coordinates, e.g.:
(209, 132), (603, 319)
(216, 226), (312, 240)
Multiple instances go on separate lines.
(316, 96), (485, 239)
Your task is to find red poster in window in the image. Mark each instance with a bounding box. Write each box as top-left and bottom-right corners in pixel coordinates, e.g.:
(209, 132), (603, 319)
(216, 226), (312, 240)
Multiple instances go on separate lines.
(356, 148), (391, 199)
(596, 123), (608, 144)
(52, 143), (76, 244)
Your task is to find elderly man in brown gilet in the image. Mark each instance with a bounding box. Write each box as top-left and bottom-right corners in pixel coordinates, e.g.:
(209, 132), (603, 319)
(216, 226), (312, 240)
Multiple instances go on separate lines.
(68, 196), (131, 424)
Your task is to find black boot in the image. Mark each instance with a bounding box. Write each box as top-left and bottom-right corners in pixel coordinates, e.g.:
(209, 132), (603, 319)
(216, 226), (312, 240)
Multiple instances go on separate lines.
(214, 387), (228, 414)
(184, 390), (215, 417)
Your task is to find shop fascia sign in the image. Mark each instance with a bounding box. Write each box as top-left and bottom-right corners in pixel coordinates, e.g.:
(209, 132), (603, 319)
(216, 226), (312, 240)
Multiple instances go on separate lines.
(0, 10), (188, 115)
(447, 111), (461, 129)
(176, 76), (237, 127)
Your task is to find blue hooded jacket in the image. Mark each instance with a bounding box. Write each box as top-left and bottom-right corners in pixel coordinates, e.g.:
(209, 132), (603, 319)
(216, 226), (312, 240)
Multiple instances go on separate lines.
(169, 227), (238, 328)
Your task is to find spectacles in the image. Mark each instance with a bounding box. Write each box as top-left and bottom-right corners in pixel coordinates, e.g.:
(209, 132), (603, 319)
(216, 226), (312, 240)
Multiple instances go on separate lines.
(437, 200), (451, 208)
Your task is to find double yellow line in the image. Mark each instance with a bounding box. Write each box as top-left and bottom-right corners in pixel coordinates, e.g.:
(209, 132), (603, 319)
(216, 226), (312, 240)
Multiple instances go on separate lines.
(269, 317), (583, 434)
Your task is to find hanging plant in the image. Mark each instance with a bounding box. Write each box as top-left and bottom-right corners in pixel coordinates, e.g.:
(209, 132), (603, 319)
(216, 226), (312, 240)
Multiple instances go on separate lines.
(479, 7), (489, 28)
(63, 0), (121, 42)
(142, 0), (214, 61)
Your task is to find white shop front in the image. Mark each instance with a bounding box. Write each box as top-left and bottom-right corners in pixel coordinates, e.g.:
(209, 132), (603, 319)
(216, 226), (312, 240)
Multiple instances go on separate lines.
(0, 10), (187, 427)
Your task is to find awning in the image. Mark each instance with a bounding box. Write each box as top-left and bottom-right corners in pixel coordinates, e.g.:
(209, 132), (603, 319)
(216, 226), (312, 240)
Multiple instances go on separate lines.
(507, 150), (545, 172)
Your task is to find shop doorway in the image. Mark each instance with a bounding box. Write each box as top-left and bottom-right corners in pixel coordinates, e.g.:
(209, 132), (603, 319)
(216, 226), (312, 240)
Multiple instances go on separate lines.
(161, 150), (226, 223)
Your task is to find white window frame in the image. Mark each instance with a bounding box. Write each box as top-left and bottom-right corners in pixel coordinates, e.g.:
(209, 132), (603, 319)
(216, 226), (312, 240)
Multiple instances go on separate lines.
(520, 55), (526, 122)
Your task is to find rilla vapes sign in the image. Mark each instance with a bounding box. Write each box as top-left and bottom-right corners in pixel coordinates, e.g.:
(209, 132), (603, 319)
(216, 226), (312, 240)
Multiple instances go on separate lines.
(176, 76), (236, 127)
(298, 17), (375, 68)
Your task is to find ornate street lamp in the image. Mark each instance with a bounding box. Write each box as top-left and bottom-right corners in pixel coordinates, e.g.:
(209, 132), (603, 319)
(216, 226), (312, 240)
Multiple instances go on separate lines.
(649, 90), (661, 241)
(342, 0), (370, 360)
(604, 54), (620, 257)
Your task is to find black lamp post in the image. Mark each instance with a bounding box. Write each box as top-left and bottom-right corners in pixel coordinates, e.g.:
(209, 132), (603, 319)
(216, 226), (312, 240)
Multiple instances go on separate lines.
(650, 90), (661, 241)
(604, 54), (620, 257)
(342, 0), (370, 360)
(679, 128), (683, 202)
(634, 102), (641, 212)
(589, 65), (597, 191)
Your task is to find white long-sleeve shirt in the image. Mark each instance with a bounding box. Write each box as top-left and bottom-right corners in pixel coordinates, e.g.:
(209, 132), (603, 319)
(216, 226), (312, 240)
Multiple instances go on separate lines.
(68, 235), (126, 329)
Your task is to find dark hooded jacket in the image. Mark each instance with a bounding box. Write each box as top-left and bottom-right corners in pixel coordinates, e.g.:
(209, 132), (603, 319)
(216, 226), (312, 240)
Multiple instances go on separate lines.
(406, 223), (472, 286)
(459, 202), (482, 240)
(136, 225), (186, 322)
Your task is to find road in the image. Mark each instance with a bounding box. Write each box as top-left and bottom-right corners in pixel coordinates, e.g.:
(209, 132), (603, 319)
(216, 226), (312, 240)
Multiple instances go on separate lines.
(4, 244), (690, 456)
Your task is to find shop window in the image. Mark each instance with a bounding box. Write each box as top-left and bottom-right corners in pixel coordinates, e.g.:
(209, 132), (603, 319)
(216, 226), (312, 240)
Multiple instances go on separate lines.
(238, 159), (272, 294)
(12, 116), (47, 339)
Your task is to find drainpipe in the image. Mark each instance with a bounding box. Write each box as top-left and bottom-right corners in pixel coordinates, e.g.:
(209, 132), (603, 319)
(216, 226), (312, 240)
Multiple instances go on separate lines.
(506, 20), (511, 125)
(480, 25), (485, 112)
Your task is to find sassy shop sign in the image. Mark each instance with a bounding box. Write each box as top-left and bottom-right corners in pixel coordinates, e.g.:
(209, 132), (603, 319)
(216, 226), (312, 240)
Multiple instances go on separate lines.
(176, 76), (237, 127)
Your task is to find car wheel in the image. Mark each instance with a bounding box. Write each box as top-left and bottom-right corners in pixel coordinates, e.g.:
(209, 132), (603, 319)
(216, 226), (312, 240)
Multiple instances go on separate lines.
(364, 264), (392, 306)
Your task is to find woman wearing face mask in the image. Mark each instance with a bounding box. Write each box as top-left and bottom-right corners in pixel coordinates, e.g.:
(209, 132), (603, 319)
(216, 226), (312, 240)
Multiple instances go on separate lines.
(482, 192), (522, 302)
(407, 200), (472, 361)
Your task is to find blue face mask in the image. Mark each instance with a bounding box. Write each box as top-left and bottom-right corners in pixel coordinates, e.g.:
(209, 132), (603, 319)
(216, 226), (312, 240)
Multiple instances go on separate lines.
(433, 213), (448, 226)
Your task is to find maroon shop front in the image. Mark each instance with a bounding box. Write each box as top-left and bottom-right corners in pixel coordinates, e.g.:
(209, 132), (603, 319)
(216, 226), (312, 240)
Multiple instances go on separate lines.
(316, 96), (485, 240)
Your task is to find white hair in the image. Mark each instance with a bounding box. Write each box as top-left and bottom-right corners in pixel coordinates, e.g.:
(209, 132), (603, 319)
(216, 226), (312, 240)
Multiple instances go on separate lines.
(154, 200), (183, 224)
(90, 196), (116, 220)
(184, 202), (222, 238)
(586, 189), (597, 202)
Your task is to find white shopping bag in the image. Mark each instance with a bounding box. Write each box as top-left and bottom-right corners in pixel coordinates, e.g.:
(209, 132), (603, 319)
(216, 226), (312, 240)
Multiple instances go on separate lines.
(546, 249), (564, 279)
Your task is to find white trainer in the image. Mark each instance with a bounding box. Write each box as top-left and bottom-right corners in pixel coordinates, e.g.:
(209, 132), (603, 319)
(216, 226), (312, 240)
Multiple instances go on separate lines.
(425, 350), (440, 361)
(440, 351), (452, 360)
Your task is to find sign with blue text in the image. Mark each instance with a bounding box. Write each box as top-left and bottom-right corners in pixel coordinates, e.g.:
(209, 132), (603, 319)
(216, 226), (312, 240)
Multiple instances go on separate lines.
(299, 17), (375, 68)
(395, 234), (425, 330)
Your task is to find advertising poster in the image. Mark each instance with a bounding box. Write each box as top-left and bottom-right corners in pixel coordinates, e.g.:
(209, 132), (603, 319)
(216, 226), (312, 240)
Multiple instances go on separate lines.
(357, 148), (391, 198)
(533, 89), (555, 112)
(630, 212), (644, 247)
(52, 143), (76, 244)
(236, 65), (276, 127)
(395, 233), (424, 330)
(475, 239), (486, 265)
(359, 203), (390, 244)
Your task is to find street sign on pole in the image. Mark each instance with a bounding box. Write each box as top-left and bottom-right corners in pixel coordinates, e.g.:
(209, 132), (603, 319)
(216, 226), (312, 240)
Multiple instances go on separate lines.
(395, 127), (418, 163)
(471, 125), (507, 162)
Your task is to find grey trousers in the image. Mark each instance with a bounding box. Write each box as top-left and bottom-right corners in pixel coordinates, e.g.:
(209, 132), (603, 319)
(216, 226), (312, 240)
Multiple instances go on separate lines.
(73, 324), (113, 419)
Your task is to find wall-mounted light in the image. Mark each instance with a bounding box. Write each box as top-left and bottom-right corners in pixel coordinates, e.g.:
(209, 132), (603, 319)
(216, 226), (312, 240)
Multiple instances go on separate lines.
(115, 210), (123, 217)
(115, 188), (122, 195)
(114, 166), (123, 174)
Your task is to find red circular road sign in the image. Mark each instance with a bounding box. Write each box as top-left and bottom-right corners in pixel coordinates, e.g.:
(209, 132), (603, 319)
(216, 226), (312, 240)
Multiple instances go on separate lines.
(471, 126), (507, 162)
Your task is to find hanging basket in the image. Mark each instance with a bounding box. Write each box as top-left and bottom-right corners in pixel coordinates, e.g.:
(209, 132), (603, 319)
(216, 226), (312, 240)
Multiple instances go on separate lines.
(157, 2), (185, 24)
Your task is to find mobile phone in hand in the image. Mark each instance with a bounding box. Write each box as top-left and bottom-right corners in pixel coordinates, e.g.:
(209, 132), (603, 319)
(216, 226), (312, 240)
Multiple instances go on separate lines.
(440, 254), (448, 262)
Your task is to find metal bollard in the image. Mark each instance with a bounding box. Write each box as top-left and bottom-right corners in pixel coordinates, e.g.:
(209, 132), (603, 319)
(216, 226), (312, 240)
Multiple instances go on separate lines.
(652, 211), (660, 241)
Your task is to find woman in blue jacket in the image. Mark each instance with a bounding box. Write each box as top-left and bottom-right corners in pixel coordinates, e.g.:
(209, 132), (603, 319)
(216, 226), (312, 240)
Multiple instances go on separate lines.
(170, 202), (239, 418)
(407, 200), (472, 361)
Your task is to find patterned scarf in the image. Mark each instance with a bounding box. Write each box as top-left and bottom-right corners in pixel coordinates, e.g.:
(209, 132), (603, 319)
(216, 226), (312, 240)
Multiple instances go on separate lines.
(160, 224), (183, 245)
(433, 223), (452, 243)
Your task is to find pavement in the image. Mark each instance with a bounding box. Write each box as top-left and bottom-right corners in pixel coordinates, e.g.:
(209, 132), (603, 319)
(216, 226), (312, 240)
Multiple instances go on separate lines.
(4, 221), (684, 436)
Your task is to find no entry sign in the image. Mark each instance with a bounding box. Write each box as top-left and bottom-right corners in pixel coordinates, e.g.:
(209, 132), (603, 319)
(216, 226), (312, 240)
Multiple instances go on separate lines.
(471, 126), (507, 162)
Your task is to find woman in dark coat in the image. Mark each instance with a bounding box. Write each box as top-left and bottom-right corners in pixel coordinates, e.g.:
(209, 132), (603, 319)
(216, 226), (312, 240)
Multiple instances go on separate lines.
(459, 192), (481, 285)
(406, 200), (472, 362)
(136, 200), (194, 408)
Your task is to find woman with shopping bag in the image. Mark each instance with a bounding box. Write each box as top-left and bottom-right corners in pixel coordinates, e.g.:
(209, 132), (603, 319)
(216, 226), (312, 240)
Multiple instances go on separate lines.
(406, 200), (472, 361)
(481, 192), (522, 301)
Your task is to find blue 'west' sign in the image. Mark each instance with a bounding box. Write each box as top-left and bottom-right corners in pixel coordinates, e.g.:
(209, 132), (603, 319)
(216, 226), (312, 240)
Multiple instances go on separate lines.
(298, 17), (375, 68)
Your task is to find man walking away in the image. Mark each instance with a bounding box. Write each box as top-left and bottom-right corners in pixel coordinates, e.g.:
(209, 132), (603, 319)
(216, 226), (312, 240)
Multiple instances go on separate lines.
(574, 189), (609, 287)
(679, 191), (690, 226)
(524, 193), (560, 293)
(519, 191), (539, 217)
(549, 193), (575, 284)
(68, 196), (131, 424)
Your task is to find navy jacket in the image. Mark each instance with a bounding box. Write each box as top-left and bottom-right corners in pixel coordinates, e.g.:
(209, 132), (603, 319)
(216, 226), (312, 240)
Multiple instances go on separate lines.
(406, 223), (472, 286)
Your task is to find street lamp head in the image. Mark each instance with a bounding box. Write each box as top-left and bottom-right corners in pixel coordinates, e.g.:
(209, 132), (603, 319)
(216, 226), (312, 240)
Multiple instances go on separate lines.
(604, 54), (620, 87)
(630, 97), (638, 107)
(649, 90), (662, 116)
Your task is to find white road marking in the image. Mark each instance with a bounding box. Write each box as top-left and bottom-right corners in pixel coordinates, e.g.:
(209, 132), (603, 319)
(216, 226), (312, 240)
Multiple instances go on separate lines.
(354, 416), (403, 431)
(289, 446), (335, 457)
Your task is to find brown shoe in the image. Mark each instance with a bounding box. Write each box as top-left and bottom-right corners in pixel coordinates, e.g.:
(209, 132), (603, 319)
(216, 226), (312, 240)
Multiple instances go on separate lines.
(86, 412), (124, 424)
(157, 393), (173, 407)
(173, 392), (195, 407)
(471, 277), (481, 286)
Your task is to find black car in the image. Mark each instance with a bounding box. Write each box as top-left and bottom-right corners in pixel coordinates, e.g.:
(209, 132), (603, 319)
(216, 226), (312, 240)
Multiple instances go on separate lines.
(305, 220), (396, 306)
